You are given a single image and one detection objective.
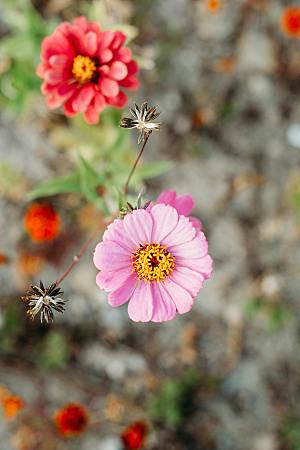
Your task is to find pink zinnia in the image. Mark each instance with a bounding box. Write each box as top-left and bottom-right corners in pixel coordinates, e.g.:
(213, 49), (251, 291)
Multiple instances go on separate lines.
(37, 16), (139, 124)
(93, 196), (212, 322)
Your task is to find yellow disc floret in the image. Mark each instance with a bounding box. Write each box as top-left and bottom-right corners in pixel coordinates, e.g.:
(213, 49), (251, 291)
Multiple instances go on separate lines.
(132, 243), (175, 282)
(72, 55), (96, 84)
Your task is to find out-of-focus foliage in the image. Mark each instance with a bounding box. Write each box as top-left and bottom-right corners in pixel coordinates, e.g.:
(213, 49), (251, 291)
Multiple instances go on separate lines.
(0, 0), (57, 113)
(245, 297), (292, 333)
(149, 371), (199, 429)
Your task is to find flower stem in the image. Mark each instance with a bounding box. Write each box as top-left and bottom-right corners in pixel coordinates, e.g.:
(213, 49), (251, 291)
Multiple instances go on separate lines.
(124, 132), (152, 197)
(55, 225), (105, 287)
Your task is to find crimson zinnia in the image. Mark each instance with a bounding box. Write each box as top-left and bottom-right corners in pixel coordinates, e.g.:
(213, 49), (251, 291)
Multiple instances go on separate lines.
(37, 16), (139, 124)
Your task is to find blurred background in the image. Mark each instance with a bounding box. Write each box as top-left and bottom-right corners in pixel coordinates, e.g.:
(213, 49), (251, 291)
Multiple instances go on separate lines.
(1, 0), (300, 449)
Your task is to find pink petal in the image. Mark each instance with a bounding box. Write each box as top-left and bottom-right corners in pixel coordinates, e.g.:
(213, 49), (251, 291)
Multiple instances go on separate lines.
(44, 69), (63, 84)
(110, 31), (126, 50)
(123, 209), (153, 247)
(72, 84), (95, 112)
(108, 274), (136, 307)
(161, 280), (194, 314)
(169, 232), (208, 259)
(64, 96), (77, 116)
(109, 61), (128, 80)
(99, 49), (113, 63)
(57, 83), (77, 97)
(46, 94), (63, 109)
(99, 31), (115, 51)
(84, 106), (100, 125)
(188, 254), (213, 279)
(173, 195), (195, 216)
(49, 54), (69, 69)
(119, 76), (139, 90)
(84, 31), (98, 56)
(151, 283), (176, 322)
(150, 204), (178, 243)
(106, 91), (128, 108)
(161, 216), (196, 249)
(93, 92), (106, 111)
(73, 16), (89, 32)
(189, 216), (202, 231)
(102, 219), (135, 252)
(96, 266), (133, 291)
(170, 267), (204, 297)
(128, 281), (153, 322)
(156, 190), (176, 206)
(126, 60), (139, 76)
(99, 77), (119, 98)
(93, 242), (130, 271)
(116, 47), (132, 63)
(161, 215), (196, 247)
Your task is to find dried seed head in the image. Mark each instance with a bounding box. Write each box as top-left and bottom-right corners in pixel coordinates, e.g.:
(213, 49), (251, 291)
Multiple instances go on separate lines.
(21, 281), (66, 323)
(120, 101), (161, 144)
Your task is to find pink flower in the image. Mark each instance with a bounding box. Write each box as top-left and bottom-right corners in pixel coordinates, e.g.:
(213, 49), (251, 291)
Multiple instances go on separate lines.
(37, 16), (139, 124)
(155, 189), (202, 231)
(93, 203), (213, 322)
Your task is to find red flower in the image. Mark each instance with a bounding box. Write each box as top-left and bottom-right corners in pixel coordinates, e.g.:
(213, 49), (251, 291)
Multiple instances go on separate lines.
(281, 6), (300, 38)
(24, 203), (61, 243)
(121, 421), (147, 449)
(54, 403), (88, 437)
(37, 16), (139, 124)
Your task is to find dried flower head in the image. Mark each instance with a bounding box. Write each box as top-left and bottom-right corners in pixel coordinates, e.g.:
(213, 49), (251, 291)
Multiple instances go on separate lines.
(120, 102), (161, 144)
(24, 203), (61, 243)
(21, 281), (66, 323)
(54, 403), (88, 437)
(281, 6), (300, 38)
(121, 421), (148, 449)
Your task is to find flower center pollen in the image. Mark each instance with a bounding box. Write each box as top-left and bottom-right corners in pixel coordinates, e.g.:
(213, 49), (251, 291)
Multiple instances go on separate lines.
(132, 243), (175, 282)
(72, 55), (96, 84)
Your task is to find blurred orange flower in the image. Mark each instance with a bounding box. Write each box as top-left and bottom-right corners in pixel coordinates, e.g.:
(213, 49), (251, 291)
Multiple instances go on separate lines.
(0, 252), (8, 265)
(2, 395), (24, 419)
(121, 421), (148, 449)
(281, 6), (300, 38)
(24, 203), (61, 243)
(205, 0), (222, 12)
(54, 403), (88, 437)
(18, 251), (44, 277)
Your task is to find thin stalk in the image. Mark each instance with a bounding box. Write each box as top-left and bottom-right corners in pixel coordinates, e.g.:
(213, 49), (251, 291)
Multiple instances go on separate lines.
(123, 132), (151, 197)
(55, 226), (104, 287)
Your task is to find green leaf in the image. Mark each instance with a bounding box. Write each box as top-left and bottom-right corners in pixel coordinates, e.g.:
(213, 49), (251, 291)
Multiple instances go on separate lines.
(78, 155), (109, 214)
(27, 172), (81, 200)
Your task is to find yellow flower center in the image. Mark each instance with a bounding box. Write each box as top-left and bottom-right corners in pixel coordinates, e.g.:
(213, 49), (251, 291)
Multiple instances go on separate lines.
(132, 243), (175, 282)
(72, 55), (96, 84)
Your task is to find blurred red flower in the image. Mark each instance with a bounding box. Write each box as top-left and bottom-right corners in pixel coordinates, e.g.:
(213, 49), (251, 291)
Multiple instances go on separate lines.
(24, 203), (61, 243)
(281, 6), (300, 38)
(121, 421), (147, 449)
(54, 403), (88, 437)
(37, 16), (139, 124)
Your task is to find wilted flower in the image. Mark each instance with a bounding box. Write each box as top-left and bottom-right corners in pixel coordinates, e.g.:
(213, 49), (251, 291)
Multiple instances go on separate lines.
(24, 203), (61, 243)
(281, 6), (300, 38)
(121, 421), (147, 449)
(2, 395), (24, 420)
(54, 403), (88, 437)
(120, 102), (161, 144)
(37, 16), (139, 124)
(21, 281), (66, 323)
(94, 195), (213, 322)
